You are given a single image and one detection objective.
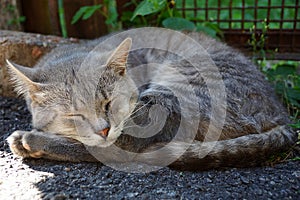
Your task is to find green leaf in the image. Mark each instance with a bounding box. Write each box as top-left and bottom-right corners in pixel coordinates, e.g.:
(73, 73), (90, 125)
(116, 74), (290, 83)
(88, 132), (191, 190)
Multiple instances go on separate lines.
(197, 24), (216, 38)
(72, 6), (89, 24)
(286, 88), (300, 99)
(131, 0), (166, 21)
(196, 22), (223, 39)
(162, 17), (196, 31)
(291, 157), (300, 161)
(83, 5), (102, 20)
(71, 5), (102, 24)
(18, 16), (26, 23)
(272, 64), (297, 77)
(289, 121), (300, 129)
(121, 11), (133, 22)
(104, 0), (117, 24)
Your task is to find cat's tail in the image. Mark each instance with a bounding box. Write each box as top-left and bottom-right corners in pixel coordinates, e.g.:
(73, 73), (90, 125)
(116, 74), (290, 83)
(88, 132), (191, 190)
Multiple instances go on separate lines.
(139, 125), (297, 170)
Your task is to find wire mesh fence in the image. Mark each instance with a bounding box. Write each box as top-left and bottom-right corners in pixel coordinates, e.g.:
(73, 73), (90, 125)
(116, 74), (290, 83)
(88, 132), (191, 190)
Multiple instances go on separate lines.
(176, 0), (300, 60)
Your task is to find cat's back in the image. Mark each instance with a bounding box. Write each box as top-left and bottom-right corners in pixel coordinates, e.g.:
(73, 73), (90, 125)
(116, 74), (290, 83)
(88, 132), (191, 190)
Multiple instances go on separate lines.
(186, 32), (290, 138)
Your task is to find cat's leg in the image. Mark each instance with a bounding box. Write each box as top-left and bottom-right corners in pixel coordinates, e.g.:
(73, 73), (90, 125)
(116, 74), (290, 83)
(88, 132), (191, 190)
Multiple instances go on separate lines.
(7, 130), (98, 162)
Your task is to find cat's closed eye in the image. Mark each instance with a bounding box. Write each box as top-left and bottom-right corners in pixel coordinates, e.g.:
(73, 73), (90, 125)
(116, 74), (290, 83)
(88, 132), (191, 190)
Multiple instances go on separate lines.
(66, 114), (86, 120)
(102, 100), (111, 112)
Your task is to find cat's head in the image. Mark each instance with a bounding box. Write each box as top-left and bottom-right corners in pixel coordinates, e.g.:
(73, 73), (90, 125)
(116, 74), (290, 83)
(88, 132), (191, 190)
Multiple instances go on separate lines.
(6, 38), (138, 147)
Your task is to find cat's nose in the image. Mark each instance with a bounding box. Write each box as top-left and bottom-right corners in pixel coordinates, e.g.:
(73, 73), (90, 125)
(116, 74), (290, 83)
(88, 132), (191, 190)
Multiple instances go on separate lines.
(96, 128), (110, 139)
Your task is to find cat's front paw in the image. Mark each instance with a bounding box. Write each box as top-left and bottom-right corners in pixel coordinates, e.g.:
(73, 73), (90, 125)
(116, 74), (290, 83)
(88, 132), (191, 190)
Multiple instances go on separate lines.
(6, 131), (44, 159)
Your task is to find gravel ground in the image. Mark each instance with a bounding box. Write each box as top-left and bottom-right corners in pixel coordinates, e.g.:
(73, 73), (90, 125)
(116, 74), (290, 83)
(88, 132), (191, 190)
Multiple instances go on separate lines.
(0, 96), (299, 200)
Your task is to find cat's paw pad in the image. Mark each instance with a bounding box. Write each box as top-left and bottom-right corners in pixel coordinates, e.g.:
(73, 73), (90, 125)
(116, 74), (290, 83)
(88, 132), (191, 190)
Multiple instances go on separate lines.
(6, 131), (44, 158)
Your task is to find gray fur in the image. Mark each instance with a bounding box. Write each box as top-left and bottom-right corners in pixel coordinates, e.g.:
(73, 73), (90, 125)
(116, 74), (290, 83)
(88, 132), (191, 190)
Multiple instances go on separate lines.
(6, 31), (297, 169)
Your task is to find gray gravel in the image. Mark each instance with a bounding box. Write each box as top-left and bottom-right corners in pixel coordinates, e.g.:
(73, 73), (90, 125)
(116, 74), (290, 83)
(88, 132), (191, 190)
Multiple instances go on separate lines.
(0, 96), (299, 200)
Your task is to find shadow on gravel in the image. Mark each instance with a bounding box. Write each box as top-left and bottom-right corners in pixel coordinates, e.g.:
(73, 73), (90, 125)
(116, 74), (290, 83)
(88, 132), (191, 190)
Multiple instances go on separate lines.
(0, 97), (32, 154)
(19, 157), (300, 200)
(1, 96), (300, 199)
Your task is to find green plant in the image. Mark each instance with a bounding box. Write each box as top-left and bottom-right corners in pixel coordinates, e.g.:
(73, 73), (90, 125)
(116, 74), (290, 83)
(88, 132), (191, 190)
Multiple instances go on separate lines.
(58, 0), (68, 38)
(247, 19), (276, 70)
(264, 62), (300, 124)
(71, 0), (222, 38)
(127, 0), (222, 38)
(4, 4), (26, 26)
(130, 0), (169, 22)
(71, 0), (119, 32)
(7, 16), (26, 26)
(72, 5), (102, 24)
(248, 20), (300, 148)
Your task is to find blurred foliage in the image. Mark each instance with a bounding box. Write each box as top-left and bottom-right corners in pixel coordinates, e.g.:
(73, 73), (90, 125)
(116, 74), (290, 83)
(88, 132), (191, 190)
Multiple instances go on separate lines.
(71, 0), (119, 32)
(248, 20), (300, 130)
(4, 3), (26, 26)
(265, 62), (300, 128)
(71, 0), (222, 38)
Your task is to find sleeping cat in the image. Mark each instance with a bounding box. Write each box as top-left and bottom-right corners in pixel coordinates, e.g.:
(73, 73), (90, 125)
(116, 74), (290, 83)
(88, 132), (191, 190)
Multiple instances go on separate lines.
(6, 28), (297, 170)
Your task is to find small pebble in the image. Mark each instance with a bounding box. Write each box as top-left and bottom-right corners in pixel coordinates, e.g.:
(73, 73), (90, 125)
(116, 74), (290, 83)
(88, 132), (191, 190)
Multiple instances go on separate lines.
(240, 176), (250, 184)
(127, 192), (138, 198)
(270, 181), (276, 185)
(64, 167), (71, 172)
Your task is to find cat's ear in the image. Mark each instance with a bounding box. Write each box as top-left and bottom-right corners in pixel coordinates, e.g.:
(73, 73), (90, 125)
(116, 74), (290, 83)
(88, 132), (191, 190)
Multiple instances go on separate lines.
(106, 38), (132, 76)
(6, 60), (43, 97)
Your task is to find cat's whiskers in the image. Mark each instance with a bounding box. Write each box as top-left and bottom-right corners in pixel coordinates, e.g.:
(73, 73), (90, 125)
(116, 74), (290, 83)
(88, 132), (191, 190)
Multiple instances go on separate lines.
(113, 100), (152, 131)
(128, 100), (152, 117)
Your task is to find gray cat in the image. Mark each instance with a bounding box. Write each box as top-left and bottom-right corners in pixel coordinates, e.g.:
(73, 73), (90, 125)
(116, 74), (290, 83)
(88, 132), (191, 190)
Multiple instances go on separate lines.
(6, 29), (297, 170)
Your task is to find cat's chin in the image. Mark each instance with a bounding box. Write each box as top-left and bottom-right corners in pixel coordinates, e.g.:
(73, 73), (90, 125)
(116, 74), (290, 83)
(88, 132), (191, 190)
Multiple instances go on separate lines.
(76, 136), (117, 148)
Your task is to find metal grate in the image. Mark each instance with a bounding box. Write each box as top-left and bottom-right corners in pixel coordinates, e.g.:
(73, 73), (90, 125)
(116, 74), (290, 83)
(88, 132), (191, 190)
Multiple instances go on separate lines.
(176, 0), (300, 60)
